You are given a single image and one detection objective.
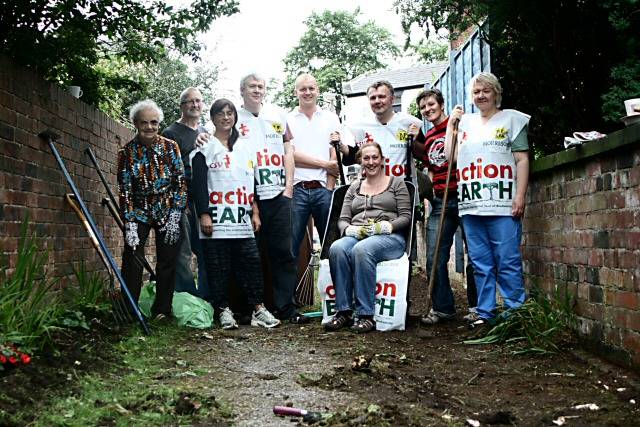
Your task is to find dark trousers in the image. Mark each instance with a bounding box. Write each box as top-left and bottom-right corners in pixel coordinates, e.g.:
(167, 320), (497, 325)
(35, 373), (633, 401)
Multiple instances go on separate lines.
(256, 194), (297, 319)
(202, 238), (263, 310)
(121, 221), (179, 317)
(427, 196), (478, 314)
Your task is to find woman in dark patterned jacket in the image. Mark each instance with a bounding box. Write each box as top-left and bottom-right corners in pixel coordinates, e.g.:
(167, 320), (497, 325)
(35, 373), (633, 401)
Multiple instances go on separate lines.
(117, 99), (187, 321)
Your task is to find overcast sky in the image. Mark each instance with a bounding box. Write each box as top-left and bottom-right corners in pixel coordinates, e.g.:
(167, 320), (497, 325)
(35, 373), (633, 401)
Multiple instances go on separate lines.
(190, 0), (421, 103)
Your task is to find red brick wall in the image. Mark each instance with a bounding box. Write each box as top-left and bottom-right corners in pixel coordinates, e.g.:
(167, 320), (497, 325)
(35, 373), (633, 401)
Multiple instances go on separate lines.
(523, 126), (640, 367)
(0, 56), (134, 281)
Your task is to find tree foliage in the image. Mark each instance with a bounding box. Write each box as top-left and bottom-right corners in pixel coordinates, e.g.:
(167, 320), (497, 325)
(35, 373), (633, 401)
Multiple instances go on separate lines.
(0, 0), (238, 109)
(98, 54), (219, 126)
(394, 0), (640, 155)
(276, 9), (400, 114)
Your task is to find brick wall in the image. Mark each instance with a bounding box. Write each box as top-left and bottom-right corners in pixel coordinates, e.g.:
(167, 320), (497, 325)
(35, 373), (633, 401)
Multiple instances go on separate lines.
(0, 56), (134, 281)
(523, 126), (640, 367)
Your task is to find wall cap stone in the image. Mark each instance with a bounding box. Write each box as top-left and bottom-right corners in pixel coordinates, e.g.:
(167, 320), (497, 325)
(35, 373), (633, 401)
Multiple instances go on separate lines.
(532, 125), (640, 175)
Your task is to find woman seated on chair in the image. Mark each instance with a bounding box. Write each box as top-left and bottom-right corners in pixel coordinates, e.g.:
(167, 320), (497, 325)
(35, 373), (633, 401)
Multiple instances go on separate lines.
(325, 142), (412, 333)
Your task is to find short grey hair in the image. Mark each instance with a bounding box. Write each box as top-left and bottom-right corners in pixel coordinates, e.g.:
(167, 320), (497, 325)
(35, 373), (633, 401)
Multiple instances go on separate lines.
(179, 87), (202, 104)
(469, 72), (503, 108)
(239, 72), (266, 90)
(129, 99), (164, 123)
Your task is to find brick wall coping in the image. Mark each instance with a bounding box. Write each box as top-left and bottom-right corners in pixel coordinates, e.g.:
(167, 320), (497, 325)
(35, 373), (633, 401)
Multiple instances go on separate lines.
(532, 125), (640, 175)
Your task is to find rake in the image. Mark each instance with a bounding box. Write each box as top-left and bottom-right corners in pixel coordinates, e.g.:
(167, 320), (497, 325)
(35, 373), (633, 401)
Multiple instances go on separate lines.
(295, 226), (319, 306)
(41, 131), (150, 335)
(65, 194), (131, 325)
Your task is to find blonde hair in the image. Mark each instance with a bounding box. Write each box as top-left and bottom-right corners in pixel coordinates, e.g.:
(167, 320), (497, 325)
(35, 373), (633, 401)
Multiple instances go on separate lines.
(469, 72), (502, 108)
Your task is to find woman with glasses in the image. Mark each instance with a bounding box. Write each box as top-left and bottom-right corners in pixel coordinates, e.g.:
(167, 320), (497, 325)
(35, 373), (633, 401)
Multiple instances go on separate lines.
(325, 142), (412, 333)
(118, 99), (187, 321)
(190, 99), (280, 329)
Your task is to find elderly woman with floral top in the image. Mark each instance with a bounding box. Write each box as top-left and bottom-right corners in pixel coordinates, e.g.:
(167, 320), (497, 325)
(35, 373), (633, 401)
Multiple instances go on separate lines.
(118, 99), (187, 321)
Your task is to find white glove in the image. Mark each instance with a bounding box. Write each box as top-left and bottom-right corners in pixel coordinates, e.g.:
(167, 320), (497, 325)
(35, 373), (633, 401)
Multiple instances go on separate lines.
(368, 220), (393, 235)
(125, 222), (140, 250)
(160, 210), (181, 245)
(345, 225), (368, 240)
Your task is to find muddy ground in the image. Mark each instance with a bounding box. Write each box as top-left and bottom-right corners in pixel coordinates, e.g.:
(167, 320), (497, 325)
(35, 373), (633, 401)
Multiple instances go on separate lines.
(2, 276), (640, 426)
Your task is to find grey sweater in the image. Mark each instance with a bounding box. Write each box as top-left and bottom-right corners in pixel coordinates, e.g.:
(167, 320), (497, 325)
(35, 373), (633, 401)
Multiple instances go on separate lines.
(338, 176), (412, 235)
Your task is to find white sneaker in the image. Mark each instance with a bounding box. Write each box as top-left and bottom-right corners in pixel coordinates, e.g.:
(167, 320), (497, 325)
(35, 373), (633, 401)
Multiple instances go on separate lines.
(219, 307), (238, 330)
(251, 306), (281, 328)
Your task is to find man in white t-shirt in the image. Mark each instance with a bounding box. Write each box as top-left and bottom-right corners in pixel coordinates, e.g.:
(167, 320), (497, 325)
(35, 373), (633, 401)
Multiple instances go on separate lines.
(236, 73), (306, 324)
(287, 73), (345, 259)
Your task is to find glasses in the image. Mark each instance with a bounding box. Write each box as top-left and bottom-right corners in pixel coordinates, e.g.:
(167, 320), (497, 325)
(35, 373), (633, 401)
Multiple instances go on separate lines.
(138, 120), (159, 127)
(181, 98), (203, 105)
(214, 111), (235, 119)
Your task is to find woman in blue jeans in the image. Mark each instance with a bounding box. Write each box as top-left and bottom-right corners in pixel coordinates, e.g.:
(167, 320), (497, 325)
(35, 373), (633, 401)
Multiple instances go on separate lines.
(325, 142), (412, 333)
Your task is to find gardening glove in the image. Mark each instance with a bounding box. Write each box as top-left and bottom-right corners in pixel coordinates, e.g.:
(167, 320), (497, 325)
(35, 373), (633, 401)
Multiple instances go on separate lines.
(160, 209), (181, 246)
(369, 220), (393, 235)
(125, 222), (140, 250)
(345, 225), (369, 240)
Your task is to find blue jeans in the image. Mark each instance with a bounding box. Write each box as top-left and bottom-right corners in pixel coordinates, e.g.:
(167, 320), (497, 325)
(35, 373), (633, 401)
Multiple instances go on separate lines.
(256, 193), (298, 319)
(426, 196), (460, 315)
(329, 233), (405, 316)
(175, 199), (208, 299)
(291, 185), (333, 258)
(461, 215), (525, 320)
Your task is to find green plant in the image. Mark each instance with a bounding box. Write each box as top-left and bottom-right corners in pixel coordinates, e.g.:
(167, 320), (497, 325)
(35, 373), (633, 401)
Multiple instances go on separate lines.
(465, 287), (576, 354)
(63, 262), (110, 312)
(0, 217), (63, 353)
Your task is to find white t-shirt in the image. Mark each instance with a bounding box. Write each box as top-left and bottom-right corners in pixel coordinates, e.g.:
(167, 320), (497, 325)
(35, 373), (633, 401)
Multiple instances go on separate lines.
(237, 104), (288, 200)
(348, 112), (421, 179)
(189, 137), (256, 239)
(456, 109), (530, 216)
(287, 107), (345, 186)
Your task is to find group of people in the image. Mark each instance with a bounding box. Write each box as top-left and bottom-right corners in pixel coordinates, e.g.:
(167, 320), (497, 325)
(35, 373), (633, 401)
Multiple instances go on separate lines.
(117, 69), (530, 334)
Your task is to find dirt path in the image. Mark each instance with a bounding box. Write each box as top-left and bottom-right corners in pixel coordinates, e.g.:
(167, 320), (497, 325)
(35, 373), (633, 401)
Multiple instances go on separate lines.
(3, 280), (640, 426)
(173, 319), (640, 426)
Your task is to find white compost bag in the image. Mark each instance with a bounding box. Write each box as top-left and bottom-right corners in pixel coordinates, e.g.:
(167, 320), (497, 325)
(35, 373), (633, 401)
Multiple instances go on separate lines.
(317, 254), (409, 331)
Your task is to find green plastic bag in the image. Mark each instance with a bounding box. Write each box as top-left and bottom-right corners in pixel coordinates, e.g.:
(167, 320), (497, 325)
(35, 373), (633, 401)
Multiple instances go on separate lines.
(171, 291), (213, 329)
(138, 282), (156, 318)
(138, 282), (213, 329)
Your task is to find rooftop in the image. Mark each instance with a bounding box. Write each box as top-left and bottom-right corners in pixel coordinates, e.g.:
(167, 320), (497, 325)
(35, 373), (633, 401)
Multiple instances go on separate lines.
(342, 62), (448, 97)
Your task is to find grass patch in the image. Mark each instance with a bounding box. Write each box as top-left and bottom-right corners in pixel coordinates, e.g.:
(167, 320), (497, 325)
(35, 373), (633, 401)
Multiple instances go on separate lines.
(465, 288), (576, 355)
(30, 324), (233, 426)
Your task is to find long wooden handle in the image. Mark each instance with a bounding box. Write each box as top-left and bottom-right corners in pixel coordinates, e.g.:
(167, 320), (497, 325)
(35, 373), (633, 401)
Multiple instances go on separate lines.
(424, 121), (459, 314)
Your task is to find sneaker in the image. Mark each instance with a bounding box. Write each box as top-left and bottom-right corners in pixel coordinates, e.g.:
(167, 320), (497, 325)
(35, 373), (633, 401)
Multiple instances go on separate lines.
(463, 308), (479, 322)
(466, 318), (490, 339)
(289, 312), (311, 324)
(219, 307), (238, 330)
(420, 309), (455, 325)
(251, 306), (281, 328)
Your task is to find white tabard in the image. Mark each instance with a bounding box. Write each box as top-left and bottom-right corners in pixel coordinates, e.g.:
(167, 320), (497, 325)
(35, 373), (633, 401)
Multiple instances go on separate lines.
(190, 137), (256, 239)
(237, 104), (288, 200)
(456, 109), (530, 216)
(348, 112), (421, 179)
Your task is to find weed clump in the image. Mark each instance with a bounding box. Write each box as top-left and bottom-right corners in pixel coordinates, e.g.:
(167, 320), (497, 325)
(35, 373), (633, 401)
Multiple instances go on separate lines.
(465, 289), (576, 354)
